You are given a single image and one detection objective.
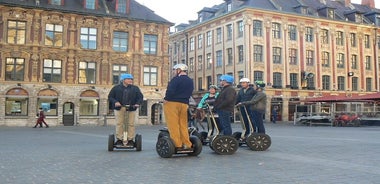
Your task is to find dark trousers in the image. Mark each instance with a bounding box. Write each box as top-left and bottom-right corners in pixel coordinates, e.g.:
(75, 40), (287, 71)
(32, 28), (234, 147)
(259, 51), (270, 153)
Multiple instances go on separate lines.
(252, 110), (265, 134)
(216, 110), (232, 135)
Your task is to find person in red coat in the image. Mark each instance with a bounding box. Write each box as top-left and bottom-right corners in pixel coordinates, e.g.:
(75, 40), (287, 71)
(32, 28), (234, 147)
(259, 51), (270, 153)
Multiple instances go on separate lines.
(33, 108), (49, 128)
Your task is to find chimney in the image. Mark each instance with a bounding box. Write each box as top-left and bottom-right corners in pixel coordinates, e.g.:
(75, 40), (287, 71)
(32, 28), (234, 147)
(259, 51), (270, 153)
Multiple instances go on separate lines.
(361, 0), (375, 9)
(126, 0), (131, 14)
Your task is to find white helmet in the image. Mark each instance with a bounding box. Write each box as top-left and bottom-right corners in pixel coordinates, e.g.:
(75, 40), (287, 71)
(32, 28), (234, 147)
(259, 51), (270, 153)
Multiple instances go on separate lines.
(173, 63), (188, 71)
(239, 78), (250, 83)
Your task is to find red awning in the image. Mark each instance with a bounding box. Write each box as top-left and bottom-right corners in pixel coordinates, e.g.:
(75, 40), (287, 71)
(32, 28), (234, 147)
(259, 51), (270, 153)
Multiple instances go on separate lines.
(349, 92), (380, 101)
(304, 95), (349, 102)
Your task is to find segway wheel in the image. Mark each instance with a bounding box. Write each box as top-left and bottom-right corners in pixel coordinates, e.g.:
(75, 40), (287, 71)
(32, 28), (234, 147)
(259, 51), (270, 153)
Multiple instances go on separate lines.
(135, 134), (142, 151)
(188, 136), (202, 156)
(157, 131), (169, 140)
(246, 133), (271, 151)
(209, 136), (216, 151)
(156, 137), (175, 158)
(191, 131), (202, 141)
(108, 134), (115, 151)
(200, 131), (208, 145)
(232, 131), (244, 146)
(211, 135), (239, 155)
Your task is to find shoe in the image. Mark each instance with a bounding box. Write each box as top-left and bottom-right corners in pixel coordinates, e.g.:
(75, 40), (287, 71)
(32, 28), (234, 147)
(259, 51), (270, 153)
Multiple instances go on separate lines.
(33, 126), (37, 128)
(126, 140), (134, 147)
(115, 139), (123, 146)
(46, 125), (49, 128)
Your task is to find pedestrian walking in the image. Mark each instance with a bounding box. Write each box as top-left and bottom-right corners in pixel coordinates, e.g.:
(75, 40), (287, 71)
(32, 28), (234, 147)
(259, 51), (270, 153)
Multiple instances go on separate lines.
(108, 73), (143, 146)
(33, 108), (49, 128)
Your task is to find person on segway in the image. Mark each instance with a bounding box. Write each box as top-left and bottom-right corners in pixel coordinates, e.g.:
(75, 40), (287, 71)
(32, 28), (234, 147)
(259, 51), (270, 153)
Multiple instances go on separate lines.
(239, 80), (267, 133)
(214, 75), (236, 135)
(236, 78), (256, 138)
(197, 85), (220, 135)
(163, 64), (194, 151)
(108, 73), (143, 147)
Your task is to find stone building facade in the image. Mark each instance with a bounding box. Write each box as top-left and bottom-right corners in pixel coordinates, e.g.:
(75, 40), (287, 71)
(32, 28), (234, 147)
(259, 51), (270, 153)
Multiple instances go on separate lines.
(0, 0), (171, 126)
(169, 0), (380, 122)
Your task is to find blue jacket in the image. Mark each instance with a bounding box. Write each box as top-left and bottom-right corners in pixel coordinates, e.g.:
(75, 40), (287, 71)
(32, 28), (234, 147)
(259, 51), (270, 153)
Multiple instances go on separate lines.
(236, 87), (257, 104)
(164, 75), (194, 104)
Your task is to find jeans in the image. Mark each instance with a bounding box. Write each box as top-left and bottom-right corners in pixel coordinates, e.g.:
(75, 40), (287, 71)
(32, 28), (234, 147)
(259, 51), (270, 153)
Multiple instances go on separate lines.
(216, 110), (232, 135)
(252, 110), (266, 134)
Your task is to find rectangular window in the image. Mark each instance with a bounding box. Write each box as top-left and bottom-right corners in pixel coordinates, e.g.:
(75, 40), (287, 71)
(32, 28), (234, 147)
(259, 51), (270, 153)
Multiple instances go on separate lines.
(80, 27), (97, 49)
(144, 34), (158, 54)
(337, 76), (345, 91)
(189, 37), (195, 51)
(350, 33), (356, 47)
(216, 50), (222, 67)
(112, 64), (128, 84)
(306, 50), (314, 66)
(226, 24), (232, 40)
(5, 97), (28, 116)
(288, 25), (297, 41)
(364, 34), (370, 48)
(143, 66), (158, 86)
(365, 56), (371, 70)
(198, 55), (203, 70)
(272, 23), (281, 39)
(117, 0), (127, 13)
(237, 45), (244, 63)
(198, 77), (203, 91)
(253, 71), (263, 81)
(305, 27), (313, 42)
(337, 53), (344, 68)
(182, 40), (186, 52)
(7, 20), (26, 44)
(273, 47), (282, 64)
(197, 34), (203, 49)
(273, 72), (282, 87)
(189, 57), (194, 72)
(45, 24), (63, 47)
(85, 0), (96, 9)
(113, 31), (128, 52)
(227, 48), (233, 65)
(307, 76), (315, 89)
(322, 75), (330, 90)
(206, 31), (212, 46)
(352, 77), (358, 91)
(253, 20), (262, 37)
(237, 21), (244, 37)
(328, 9), (335, 19)
(51, 0), (61, 5)
(351, 55), (357, 69)
(322, 51), (330, 67)
(78, 62), (96, 84)
(336, 31), (344, 46)
(216, 28), (222, 43)
(253, 45), (263, 62)
(290, 73), (298, 88)
(5, 58), (24, 81)
(366, 78), (372, 91)
(321, 29), (329, 44)
(37, 98), (58, 116)
(79, 99), (99, 116)
(206, 53), (211, 69)
(43, 59), (62, 83)
(289, 48), (297, 65)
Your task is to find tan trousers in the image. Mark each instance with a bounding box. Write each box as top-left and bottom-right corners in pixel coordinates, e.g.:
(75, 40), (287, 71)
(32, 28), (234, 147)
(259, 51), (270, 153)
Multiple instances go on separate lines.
(164, 101), (192, 148)
(114, 107), (136, 141)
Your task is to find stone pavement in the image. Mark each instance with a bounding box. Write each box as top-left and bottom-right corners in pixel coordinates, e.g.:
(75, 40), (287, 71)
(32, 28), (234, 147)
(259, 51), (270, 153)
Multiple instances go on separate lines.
(1, 123), (380, 184)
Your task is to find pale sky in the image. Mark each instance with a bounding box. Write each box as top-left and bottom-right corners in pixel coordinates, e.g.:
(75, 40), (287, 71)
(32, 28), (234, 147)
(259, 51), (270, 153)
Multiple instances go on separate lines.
(136, 0), (379, 26)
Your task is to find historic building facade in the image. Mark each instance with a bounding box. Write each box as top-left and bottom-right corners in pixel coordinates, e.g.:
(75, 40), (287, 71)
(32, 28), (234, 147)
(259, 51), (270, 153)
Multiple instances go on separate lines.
(169, 0), (380, 121)
(0, 0), (172, 126)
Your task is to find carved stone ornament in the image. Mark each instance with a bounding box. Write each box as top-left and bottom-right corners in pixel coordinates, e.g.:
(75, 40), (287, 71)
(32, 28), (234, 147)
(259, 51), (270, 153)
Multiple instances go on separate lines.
(46, 13), (64, 24)
(145, 24), (158, 34)
(8, 9), (27, 19)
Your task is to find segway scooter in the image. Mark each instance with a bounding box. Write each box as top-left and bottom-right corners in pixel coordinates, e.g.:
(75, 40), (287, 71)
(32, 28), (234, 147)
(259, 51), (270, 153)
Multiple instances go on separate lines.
(156, 129), (203, 158)
(108, 105), (142, 151)
(202, 103), (239, 155)
(233, 105), (271, 151)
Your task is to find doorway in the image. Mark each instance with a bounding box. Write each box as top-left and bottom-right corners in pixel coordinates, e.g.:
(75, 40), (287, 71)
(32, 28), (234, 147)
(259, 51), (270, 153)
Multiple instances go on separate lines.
(63, 102), (74, 126)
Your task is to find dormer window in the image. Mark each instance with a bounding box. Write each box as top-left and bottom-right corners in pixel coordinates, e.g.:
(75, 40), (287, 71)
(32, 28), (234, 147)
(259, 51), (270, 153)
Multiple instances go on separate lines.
(117, 0), (127, 13)
(327, 9), (335, 19)
(227, 2), (232, 12)
(85, 0), (96, 9)
(355, 13), (363, 23)
(199, 14), (203, 23)
(51, 0), (62, 5)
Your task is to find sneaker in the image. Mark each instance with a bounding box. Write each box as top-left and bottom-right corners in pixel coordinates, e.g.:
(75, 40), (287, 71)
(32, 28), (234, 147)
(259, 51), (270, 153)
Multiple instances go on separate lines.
(115, 139), (123, 146)
(126, 140), (134, 147)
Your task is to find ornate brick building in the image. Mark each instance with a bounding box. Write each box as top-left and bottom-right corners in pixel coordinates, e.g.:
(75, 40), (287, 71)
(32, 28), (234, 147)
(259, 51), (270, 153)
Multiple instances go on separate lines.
(169, 0), (380, 121)
(0, 0), (172, 126)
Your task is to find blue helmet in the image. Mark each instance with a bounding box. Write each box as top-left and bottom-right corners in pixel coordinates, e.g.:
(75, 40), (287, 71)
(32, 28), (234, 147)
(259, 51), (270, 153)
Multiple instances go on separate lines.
(120, 73), (134, 81)
(220, 75), (234, 83)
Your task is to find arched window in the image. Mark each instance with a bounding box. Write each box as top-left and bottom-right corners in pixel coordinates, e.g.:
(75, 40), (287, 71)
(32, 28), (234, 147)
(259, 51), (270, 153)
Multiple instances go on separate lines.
(37, 89), (58, 116)
(80, 90), (99, 116)
(5, 88), (29, 116)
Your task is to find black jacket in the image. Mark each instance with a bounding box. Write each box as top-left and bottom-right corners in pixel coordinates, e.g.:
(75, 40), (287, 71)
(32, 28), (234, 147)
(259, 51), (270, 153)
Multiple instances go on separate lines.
(236, 87), (257, 104)
(108, 84), (143, 111)
(214, 85), (236, 113)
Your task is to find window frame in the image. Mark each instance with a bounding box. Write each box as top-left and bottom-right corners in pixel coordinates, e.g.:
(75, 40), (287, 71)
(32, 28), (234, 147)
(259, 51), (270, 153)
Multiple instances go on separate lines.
(144, 34), (158, 55)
